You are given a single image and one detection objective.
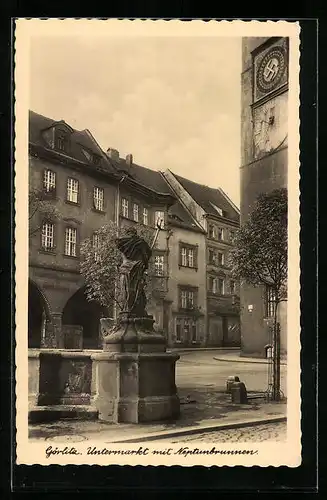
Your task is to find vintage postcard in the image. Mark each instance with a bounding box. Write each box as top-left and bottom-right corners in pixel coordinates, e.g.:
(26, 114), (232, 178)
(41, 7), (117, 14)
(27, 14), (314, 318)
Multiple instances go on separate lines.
(15, 19), (301, 467)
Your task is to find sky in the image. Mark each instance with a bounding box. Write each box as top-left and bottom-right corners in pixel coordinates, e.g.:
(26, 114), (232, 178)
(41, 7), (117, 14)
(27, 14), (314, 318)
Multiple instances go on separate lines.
(30, 36), (242, 207)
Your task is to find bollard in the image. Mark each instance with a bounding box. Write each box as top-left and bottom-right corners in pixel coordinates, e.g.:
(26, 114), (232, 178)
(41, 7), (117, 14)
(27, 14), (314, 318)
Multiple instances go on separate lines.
(264, 344), (274, 359)
(231, 380), (248, 404)
(226, 376), (239, 394)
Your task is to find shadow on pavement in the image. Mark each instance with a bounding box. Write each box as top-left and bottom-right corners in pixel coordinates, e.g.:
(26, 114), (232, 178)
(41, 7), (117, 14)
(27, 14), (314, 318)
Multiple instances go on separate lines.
(28, 386), (286, 440)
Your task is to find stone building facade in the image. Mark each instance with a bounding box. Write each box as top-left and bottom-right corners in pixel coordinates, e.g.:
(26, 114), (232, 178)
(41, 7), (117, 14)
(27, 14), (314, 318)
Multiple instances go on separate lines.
(106, 158), (208, 348)
(28, 111), (174, 350)
(28, 110), (241, 350)
(240, 36), (288, 356)
(162, 170), (241, 347)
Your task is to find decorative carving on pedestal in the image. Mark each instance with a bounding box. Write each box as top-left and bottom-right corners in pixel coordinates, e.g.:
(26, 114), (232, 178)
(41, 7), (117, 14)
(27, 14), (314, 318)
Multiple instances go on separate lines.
(92, 225), (180, 423)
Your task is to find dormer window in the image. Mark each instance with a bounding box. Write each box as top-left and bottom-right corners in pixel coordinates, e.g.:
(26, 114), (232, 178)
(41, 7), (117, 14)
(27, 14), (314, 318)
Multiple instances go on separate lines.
(42, 121), (73, 152)
(210, 202), (224, 217)
(82, 148), (101, 165)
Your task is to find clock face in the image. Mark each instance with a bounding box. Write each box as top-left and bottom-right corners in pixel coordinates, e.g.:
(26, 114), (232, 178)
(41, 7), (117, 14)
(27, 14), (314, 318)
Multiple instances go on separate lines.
(256, 46), (286, 94)
(253, 94), (288, 159)
(253, 39), (289, 102)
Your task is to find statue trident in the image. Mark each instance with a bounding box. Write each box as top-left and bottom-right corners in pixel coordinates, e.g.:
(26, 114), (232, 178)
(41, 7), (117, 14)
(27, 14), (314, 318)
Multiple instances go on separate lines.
(150, 218), (164, 250)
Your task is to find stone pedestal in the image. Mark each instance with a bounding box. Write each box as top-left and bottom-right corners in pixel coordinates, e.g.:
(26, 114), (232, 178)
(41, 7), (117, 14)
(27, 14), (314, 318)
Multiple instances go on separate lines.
(90, 314), (180, 423)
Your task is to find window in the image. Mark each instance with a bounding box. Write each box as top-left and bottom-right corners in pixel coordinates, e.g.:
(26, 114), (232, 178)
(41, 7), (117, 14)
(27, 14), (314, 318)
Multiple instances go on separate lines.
(191, 319), (197, 342)
(230, 230), (235, 242)
(67, 178), (79, 204)
(184, 318), (190, 337)
(265, 286), (276, 318)
(175, 318), (197, 343)
(133, 203), (139, 222)
(122, 198), (129, 218)
(181, 290), (188, 309)
(230, 280), (236, 294)
(65, 227), (77, 256)
(188, 249), (194, 268)
(41, 222), (54, 251)
(181, 247), (187, 266)
(43, 169), (56, 193)
(210, 277), (225, 294)
(175, 318), (182, 342)
(210, 202), (224, 217)
(155, 211), (165, 228)
(56, 132), (68, 152)
(93, 155), (100, 166)
(82, 149), (92, 162)
(92, 232), (102, 261)
(57, 137), (65, 151)
(209, 277), (217, 293)
(217, 252), (224, 266)
(93, 187), (104, 211)
(218, 278), (225, 295)
(208, 224), (216, 239)
(217, 228), (224, 240)
(180, 245), (196, 268)
(180, 289), (195, 309)
(208, 249), (224, 266)
(154, 255), (165, 276)
(143, 207), (148, 226)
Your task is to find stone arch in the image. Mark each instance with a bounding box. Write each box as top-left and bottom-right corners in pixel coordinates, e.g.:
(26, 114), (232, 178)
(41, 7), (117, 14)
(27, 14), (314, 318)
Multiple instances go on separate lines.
(28, 279), (52, 348)
(62, 286), (108, 349)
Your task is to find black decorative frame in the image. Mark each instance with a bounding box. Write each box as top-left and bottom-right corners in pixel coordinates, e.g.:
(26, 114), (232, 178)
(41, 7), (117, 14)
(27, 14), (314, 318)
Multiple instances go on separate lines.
(1, 14), (319, 496)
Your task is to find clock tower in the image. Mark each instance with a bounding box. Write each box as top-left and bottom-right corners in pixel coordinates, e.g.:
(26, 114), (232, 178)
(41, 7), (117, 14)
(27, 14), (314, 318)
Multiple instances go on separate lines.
(240, 37), (288, 357)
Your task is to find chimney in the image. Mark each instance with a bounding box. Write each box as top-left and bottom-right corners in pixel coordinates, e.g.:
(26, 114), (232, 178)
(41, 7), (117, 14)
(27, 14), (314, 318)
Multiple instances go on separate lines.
(126, 154), (133, 167)
(107, 148), (119, 161)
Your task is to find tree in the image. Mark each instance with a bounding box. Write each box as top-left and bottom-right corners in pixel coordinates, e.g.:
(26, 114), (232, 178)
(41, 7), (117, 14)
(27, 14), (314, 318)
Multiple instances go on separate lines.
(80, 221), (159, 317)
(229, 188), (287, 400)
(29, 187), (60, 236)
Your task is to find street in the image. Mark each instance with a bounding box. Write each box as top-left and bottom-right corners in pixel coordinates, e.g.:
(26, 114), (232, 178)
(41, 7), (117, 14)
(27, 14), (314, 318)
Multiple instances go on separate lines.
(159, 421), (287, 443)
(175, 350), (287, 396)
(28, 349), (287, 444)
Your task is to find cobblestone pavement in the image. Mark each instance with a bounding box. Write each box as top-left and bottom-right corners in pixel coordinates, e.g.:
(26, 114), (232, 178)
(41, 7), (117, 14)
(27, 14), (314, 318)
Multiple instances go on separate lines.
(29, 351), (287, 441)
(168, 422), (287, 443)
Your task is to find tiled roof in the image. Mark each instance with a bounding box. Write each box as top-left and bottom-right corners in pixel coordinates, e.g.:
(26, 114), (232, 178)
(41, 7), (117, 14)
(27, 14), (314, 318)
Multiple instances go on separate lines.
(29, 110), (116, 174)
(168, 200), (204, 232)
(173, 173), (240, 222)
(111, 158), (171, 195)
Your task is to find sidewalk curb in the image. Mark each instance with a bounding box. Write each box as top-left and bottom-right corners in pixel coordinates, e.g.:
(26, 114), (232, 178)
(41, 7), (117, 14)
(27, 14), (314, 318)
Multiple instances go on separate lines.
(111, 415), (287, 443)
(213, 356), (287, 366)
(168, 347), (240, 353)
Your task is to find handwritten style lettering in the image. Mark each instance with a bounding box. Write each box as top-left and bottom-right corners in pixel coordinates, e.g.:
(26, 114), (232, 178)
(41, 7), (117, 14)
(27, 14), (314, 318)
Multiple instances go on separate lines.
(86, 446), (149, 456)
(175, 447), (259, 457)
(45, 446), (81, 459)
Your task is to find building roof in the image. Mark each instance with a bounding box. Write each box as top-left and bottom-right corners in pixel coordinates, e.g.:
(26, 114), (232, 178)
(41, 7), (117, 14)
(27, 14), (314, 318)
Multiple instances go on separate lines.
(168, 200), (204, 233)
(109, 157), (171, 196)
(111, 158), (202, 232)
(173, 173), (240, 222)
(29, 110), (116, 175)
